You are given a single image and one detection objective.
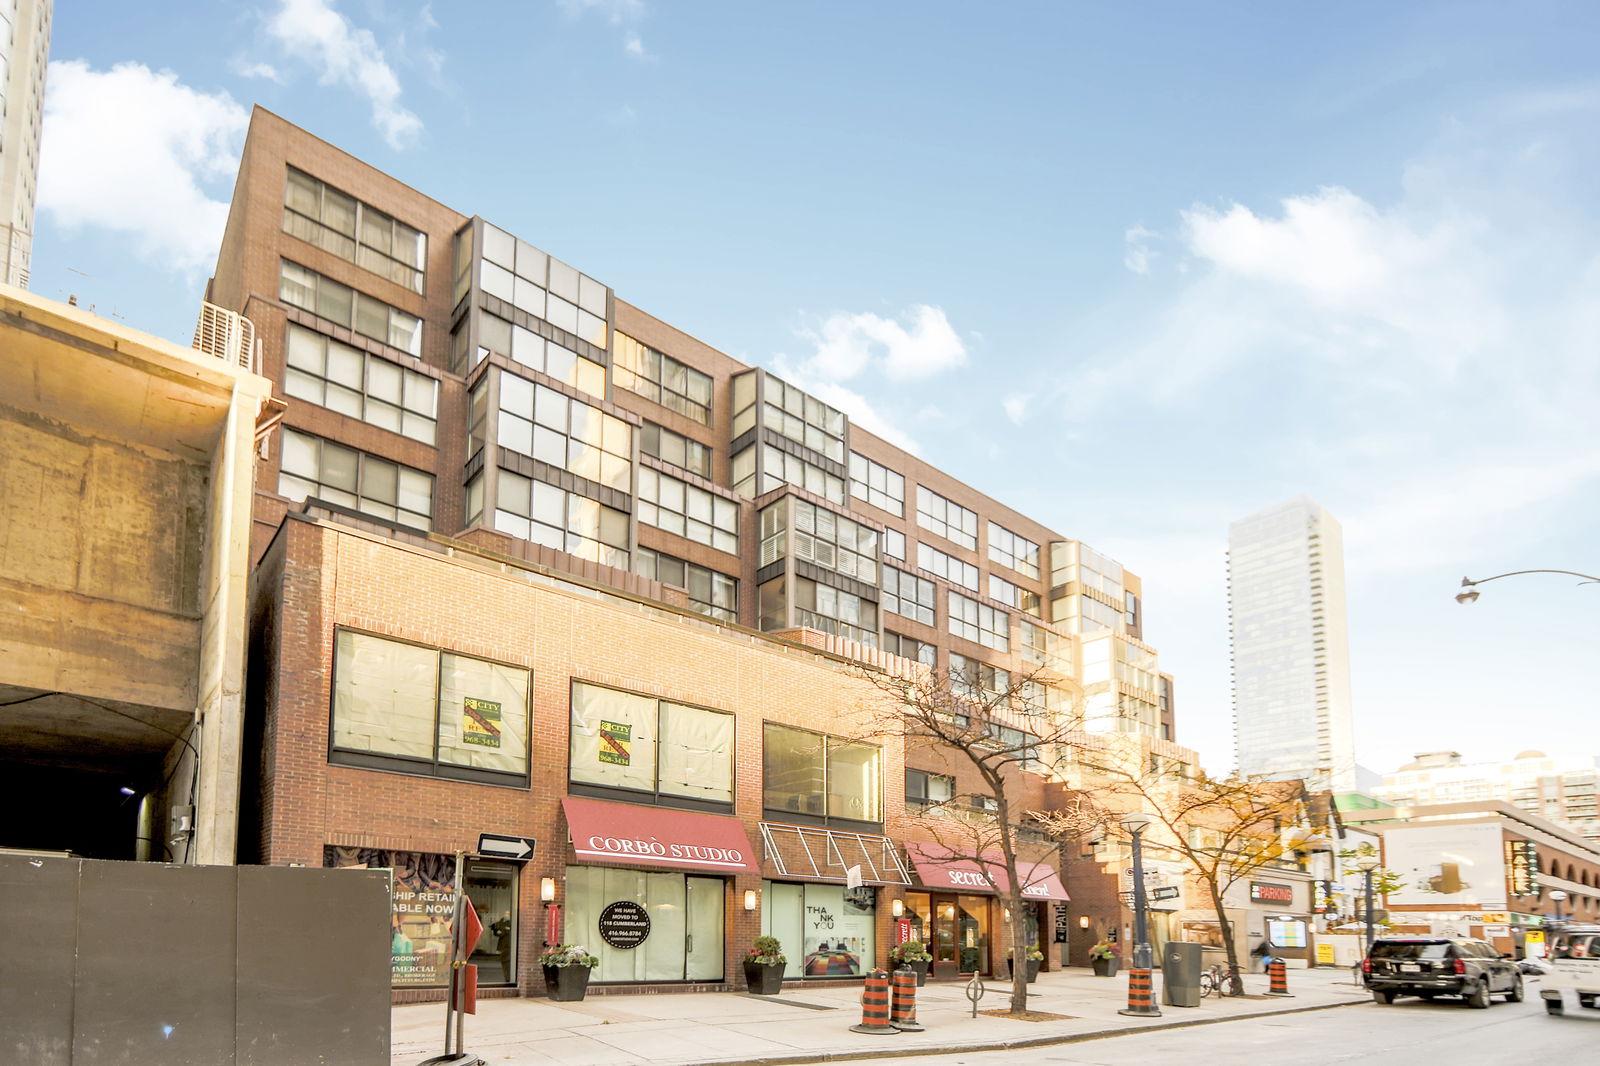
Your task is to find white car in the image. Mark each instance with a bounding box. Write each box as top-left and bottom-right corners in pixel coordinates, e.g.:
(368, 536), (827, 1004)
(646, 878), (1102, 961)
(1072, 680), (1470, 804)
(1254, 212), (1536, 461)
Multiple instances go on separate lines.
(1541, 925), (1600, 1015)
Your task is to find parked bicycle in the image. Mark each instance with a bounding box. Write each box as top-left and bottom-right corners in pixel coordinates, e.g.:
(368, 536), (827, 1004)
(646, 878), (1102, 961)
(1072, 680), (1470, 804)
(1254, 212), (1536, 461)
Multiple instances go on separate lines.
(1199, 962), (1239, 997)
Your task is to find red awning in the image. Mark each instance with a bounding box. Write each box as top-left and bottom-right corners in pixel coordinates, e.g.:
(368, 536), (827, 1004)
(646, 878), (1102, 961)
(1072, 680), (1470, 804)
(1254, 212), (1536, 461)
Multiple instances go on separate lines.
(562, 796), (758, 874)
(904, 841), (1069, 901)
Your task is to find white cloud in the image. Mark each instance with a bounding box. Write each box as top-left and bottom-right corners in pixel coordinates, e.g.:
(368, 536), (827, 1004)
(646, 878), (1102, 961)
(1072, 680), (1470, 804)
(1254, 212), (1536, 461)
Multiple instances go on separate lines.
(233, 60), (284, 83)
(560, 0), (651, 58)
(1052, 109), (1600, 776)
(765, 304), (967, 453)
(1123, 224), (1156, 274)
(1002, 394), (1029, 424)
(38, 61), (247, 273)
(799, 305), (967, 383)
(1180, 185), (1504, 374)
(1340, 454), (1600, 576)
(266, 0), (421, 149)
(804, 381), (921, 455)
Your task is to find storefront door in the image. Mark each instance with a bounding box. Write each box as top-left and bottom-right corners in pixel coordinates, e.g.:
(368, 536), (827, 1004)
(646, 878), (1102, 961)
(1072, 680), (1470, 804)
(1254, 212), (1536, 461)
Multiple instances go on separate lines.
(464, 858), (518, 986)
(906, 892), (991, 975)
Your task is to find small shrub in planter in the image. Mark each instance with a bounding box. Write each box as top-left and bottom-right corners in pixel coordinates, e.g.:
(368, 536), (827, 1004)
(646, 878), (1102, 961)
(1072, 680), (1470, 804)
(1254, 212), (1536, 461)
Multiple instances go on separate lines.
(540, 944), (598, 1001)
(743, 936), (787, 994)
(1089, 942), (1121, 977)
(888, 941), (933, 985)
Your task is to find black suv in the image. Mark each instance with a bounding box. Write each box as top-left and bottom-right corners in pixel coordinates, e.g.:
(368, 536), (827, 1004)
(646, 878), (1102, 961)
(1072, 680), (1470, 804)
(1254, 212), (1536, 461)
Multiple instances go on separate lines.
(1363, 937), (1523, 1008)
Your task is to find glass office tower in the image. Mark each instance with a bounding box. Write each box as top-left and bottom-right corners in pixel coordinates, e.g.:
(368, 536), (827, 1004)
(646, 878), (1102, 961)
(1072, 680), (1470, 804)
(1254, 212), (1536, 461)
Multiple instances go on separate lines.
(1228, 496), (1357, 792)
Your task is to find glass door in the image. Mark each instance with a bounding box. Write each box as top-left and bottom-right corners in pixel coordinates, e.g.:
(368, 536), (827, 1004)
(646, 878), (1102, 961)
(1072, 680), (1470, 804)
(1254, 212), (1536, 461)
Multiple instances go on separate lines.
(685, 876), (725, 980)
(956, 898), (989, 974)
(933, 896), (959, 968)
(463, 859), (517, 986)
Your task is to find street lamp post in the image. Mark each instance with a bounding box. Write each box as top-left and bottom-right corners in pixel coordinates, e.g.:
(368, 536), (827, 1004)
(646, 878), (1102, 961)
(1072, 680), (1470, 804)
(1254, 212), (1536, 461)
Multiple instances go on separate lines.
(1354, 856), (1382, 951)
(1549, 889), (1569, 929)
(1117, 811), (1161, 1018)
(1455, 570), (1600, 604)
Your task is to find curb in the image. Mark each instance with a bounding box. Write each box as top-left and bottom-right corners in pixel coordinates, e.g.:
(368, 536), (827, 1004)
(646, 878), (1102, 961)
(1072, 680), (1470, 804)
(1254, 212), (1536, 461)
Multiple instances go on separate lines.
(689, 995), (1369, 1066)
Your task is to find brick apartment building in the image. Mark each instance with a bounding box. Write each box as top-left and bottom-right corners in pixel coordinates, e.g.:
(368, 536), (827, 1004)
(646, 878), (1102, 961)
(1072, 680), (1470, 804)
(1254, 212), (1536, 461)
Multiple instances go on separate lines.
(209, 107), (1182, 995)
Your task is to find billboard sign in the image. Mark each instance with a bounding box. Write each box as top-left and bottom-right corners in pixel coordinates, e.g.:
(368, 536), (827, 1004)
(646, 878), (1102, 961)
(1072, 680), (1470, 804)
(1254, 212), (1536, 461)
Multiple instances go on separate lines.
(1386, 822), (1506, 908)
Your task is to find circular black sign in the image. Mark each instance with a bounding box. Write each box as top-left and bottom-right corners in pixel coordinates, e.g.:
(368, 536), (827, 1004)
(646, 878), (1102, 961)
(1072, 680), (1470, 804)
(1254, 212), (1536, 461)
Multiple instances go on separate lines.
(598, 900), (651, 949)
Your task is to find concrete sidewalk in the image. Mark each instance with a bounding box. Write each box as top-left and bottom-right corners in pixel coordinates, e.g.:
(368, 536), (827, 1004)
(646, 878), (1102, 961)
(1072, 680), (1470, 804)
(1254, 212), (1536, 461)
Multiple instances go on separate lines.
(392, 965), (1372, 1065)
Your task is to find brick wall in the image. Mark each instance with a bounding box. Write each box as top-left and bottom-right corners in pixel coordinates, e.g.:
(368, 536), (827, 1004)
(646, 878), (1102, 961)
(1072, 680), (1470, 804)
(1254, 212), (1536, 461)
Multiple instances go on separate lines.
(253, 514), (916, 995)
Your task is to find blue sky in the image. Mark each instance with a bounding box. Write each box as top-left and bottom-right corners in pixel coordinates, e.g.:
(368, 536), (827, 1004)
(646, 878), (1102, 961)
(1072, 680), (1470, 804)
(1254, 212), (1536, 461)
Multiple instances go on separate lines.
(32, 1), (1600, 777)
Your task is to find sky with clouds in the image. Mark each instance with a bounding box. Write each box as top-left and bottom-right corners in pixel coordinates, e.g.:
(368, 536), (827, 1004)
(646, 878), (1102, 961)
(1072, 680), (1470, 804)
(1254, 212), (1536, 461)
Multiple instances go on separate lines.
(29, 1), (1600, 778)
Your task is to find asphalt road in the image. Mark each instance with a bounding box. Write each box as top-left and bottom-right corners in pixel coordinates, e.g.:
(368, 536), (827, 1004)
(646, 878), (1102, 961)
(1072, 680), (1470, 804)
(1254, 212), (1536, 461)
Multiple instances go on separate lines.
(840, 988), (1598, 1066)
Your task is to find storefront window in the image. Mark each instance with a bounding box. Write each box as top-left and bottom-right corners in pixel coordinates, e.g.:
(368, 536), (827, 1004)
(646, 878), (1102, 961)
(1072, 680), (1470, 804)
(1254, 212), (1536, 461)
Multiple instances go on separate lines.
(565, 866), (724, 982)
(569, 682), (734, 809)
(330, 630), (530, 784)
(464, 859), (518, 986)
(763, 723), (882, 827)
(1267, 918), (1308, 948)
(325, 846), (457, 988)
(1180, 919), (1232, 949)
(761, 881), (876, 979)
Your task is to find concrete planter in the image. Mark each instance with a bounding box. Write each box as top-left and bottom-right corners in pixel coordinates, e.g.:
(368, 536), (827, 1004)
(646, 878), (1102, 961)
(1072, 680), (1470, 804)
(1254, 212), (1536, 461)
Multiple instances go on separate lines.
(1092, 956), (1120, 977)
(893, 959), (931, 986)
(1007, 958), (1042, 983)
(543, 964), (592, 1001)
(744, 960), (785, 994)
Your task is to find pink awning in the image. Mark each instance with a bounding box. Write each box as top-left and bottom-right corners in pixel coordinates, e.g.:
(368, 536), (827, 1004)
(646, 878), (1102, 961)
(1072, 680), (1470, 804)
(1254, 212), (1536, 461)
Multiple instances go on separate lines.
(904, 841), (1069, 901)
(562, 796), (758, 874)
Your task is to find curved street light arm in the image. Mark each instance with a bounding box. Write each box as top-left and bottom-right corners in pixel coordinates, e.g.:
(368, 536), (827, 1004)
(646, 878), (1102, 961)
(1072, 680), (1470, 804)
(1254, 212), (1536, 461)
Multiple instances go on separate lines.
(1460, 570), (1600, 588)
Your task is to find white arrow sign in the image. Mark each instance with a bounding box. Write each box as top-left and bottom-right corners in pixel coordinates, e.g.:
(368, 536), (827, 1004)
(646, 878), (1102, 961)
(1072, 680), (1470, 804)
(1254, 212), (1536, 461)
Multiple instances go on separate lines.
(477, 833), (536, 861)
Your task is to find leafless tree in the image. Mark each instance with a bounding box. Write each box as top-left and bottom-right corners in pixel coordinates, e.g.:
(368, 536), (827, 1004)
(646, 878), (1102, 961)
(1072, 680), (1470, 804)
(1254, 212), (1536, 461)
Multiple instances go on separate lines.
(855, 659), (1106, 1013)
(1039, 752), (1310, 995)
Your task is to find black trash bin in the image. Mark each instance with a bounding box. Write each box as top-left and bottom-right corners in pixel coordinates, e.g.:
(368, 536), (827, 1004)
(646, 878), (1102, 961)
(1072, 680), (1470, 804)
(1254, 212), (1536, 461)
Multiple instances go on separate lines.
(1163, 941), (1203, 1007)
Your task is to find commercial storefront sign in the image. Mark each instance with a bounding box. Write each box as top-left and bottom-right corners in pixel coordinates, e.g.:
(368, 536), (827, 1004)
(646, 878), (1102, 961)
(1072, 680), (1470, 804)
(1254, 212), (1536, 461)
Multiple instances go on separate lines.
(1249, 881), (1294, 904)
(598, 900), (652, 948)
(562, 796), (758, 873)
(1507, 839), (1540, 897)
(904, 842), (1069, 900)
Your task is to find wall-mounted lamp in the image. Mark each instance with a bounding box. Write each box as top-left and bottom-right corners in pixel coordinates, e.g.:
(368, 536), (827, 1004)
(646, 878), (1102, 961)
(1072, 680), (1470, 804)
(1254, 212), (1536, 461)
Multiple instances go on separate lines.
(540, 876), (557, 903)
(744, 889), (758, 911)
(891, 898), (904, 918)
(1078, 915), (1090, 930)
